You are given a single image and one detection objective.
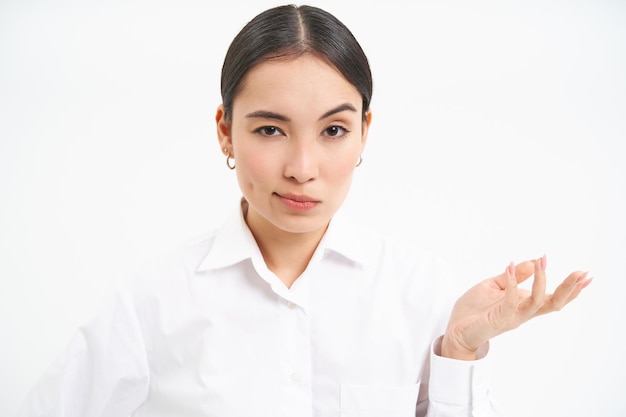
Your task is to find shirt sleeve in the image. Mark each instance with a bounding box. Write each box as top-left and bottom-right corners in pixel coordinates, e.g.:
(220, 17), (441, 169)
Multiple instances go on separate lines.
(421, 336), (500, 417)
(17, 289), (150, 417)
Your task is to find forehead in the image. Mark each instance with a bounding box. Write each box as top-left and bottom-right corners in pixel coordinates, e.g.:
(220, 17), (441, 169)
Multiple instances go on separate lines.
(233, 54), (362, 115)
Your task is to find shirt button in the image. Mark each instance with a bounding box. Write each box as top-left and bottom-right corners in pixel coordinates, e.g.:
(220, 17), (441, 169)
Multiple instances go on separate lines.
(287, 301), (297, 309)
(290, 373), (301, 383)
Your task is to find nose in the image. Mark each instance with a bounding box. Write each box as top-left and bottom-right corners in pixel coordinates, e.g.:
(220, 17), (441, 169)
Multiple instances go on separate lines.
(283, 137), (319, 183)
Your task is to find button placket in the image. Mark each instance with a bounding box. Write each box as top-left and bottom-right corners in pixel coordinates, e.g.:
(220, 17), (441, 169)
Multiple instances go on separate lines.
(278, 295), (313, 415)
(290, 372), (302, 384)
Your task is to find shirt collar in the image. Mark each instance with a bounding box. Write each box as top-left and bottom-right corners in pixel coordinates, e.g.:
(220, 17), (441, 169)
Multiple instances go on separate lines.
(320, 207), (370, 267)
(197, 199), (369, 272)
(197, 199), (260, 271)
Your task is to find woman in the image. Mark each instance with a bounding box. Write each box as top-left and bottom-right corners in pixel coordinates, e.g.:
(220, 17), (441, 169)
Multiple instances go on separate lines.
(19, 5), (591, 417)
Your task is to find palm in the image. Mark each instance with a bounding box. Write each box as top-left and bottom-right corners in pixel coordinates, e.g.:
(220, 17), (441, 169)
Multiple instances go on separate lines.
(442, 257), (591, 360)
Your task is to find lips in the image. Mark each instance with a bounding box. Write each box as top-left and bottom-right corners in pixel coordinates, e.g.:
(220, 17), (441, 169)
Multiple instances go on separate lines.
(275, 192), (320, 211)
(278, 193), (319, 203)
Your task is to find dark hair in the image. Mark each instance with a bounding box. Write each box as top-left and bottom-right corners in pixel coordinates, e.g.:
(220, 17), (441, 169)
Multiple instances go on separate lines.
(220, 4), (372, 121)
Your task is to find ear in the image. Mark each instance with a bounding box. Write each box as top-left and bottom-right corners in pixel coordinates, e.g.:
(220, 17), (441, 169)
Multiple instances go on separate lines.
(360, 110), (372, 154)
(215, 104), (232, 155)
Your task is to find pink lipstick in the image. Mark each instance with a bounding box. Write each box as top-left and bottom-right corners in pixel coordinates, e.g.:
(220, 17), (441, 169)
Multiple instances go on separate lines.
(276, 193), (320, 211)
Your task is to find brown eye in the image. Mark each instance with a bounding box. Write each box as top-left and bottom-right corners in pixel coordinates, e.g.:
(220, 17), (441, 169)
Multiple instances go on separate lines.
(255, 126), (283, 137)
(323, 125), (348, 138)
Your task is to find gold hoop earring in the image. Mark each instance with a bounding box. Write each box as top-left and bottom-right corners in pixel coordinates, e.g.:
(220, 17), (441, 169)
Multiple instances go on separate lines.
(226, 154), (235, 170)
(356, 155), (363, 167)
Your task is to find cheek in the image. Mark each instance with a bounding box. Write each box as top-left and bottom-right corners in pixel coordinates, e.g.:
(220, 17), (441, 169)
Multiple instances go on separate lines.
(329, 145), (360, 173)
(324, 156), (357, 188)
(235, 147), (276, 187)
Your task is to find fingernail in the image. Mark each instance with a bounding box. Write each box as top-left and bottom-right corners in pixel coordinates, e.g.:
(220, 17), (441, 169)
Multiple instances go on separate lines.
(508, 261), (515, 276)
(541, 254), (547, 271)
(576, 271), (589, 283)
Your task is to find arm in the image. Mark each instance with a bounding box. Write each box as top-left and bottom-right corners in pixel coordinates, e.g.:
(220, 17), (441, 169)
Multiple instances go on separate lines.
(17, 290), (150, 417)
(416, 337), (498, 417)
(417, 255), (590, 417)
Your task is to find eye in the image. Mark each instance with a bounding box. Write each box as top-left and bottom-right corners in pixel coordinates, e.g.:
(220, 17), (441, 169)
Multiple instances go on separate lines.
(323, 125), (349, 139)
(255, 126), (284, 137)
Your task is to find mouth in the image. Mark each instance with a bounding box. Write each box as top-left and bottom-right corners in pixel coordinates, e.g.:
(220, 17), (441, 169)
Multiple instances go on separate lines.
(275, 193), (320, 211)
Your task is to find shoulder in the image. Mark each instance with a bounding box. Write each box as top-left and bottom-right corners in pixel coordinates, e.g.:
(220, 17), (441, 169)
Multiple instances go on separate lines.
(372, 230), (450, 290)
(339, 218), (448, 276)
(328, 214), (451, 294)
(336, 222), (455, 325)
(126, 228), (221, 295)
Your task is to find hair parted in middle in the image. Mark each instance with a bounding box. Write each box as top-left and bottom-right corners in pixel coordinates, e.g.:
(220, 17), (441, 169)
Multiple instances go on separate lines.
(220, 4), (373, 122)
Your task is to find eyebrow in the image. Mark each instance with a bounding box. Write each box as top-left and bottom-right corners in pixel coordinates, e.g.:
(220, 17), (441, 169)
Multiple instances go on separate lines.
(244, 103), (358, 122)
(319, 103), (357, 120)
(245, 110), (290, 122)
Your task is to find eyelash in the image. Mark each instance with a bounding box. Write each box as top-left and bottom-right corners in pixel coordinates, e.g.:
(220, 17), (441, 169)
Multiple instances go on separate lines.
(253, 125), (350, 140)
(323, 125), (350, 139)
(254, 126), (283, 137)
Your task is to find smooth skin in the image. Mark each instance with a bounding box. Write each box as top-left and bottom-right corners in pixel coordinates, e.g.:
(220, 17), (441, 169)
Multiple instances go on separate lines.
(216, 54), (369, 287)
(443, 255), (591, 360)
(215, 54), (592, 360)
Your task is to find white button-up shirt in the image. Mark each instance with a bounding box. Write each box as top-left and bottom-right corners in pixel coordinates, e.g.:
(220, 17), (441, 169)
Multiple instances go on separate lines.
(19, 202), (497, 417)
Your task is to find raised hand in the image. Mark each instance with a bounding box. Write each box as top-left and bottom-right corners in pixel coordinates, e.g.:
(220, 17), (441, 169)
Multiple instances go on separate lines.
(441, 255), (592, 360)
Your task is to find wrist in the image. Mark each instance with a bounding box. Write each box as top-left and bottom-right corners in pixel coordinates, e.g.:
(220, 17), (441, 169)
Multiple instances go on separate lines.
(441, 334), (478, 361)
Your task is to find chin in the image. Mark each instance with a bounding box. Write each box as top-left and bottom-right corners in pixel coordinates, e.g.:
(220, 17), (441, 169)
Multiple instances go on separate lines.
(273, 216), (330, 235)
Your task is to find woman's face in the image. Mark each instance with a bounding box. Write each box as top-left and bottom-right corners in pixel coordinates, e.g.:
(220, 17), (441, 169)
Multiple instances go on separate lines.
(216, 54), (370, 239)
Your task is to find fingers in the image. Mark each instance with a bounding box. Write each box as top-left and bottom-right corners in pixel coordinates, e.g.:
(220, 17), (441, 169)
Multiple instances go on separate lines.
(552, 271), (587, 310)
(518, 255), (547, 317)
(494, 260), (534, 289)
(536, 270), (592, 316)
(531, 255), (547, 305)
(514, 261), (535, 284)
(503, 262), (519, 315)
(580, 275), (593, 289)
(564, 275), (593, 304)
(496, 256), (591, 321)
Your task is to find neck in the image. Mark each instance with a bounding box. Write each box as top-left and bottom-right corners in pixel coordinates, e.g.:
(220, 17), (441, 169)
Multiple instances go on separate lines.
(245, 207), (327, 289)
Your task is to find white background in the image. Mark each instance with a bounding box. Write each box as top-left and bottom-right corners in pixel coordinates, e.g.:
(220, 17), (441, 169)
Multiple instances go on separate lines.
(1, 0), (624, 415)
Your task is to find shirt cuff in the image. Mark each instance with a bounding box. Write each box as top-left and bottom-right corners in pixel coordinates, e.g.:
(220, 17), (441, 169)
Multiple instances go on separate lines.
(428, 335), (491, 406)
